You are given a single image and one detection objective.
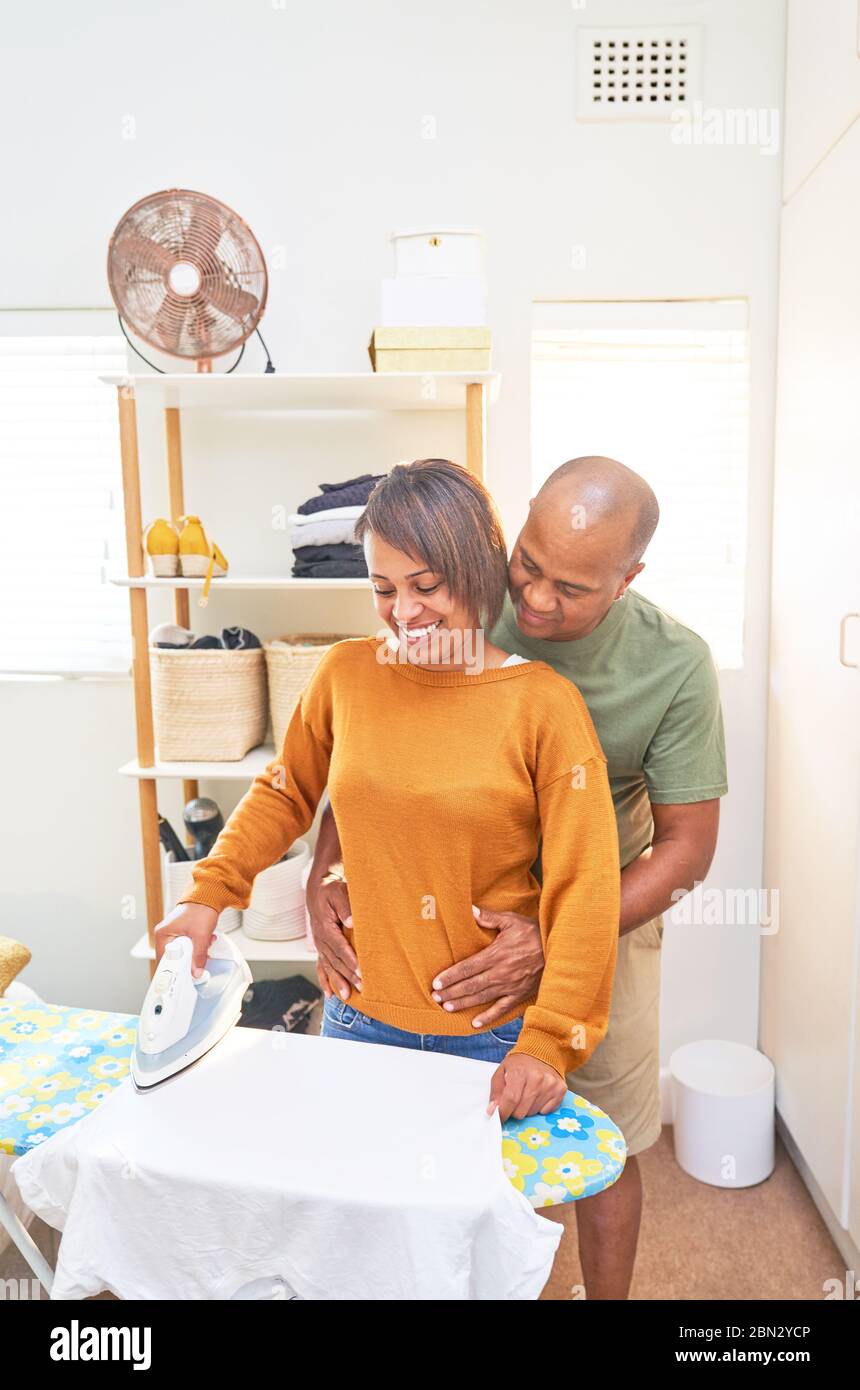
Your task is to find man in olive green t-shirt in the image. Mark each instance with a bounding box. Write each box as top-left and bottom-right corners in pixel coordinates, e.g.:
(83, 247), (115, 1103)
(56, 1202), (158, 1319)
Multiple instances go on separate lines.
(309, 456), (728, 1300)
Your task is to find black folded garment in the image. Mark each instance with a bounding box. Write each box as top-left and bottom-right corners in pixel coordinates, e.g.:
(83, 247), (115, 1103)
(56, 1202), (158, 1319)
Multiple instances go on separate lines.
(238, 976), (321, 1033)
(292, 543), (364, 567)
(296, 473), (385, 516)
(221, 625), (261, 650)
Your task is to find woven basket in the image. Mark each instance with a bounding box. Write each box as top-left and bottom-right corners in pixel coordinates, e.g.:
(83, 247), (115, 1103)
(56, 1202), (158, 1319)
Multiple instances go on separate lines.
(150, 647), (268, 762)
(265, 634), (350, 751)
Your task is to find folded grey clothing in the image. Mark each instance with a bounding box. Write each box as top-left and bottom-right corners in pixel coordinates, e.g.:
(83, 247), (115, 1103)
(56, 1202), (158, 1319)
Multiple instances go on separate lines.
(292, 543), (364, 567)
(291, 555), (368, 578)
(297, 473), (385, 516)
(149, 622), (194, 647)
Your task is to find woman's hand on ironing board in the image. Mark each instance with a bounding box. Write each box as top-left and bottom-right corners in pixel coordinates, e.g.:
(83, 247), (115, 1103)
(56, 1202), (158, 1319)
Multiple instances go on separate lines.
(431, 907), (544, 1026)
(153, 903), (218, 978)
(487, 1053), (567, 1122)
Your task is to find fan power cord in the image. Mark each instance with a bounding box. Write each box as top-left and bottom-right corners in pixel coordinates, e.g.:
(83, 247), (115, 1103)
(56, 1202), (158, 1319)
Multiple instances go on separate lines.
(117, 315), (275, 374)
(256, 327), (276, 373)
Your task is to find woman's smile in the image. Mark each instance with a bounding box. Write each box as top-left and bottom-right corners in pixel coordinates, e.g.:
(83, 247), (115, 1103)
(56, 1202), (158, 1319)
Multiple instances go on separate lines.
(396, 618), (443, 642)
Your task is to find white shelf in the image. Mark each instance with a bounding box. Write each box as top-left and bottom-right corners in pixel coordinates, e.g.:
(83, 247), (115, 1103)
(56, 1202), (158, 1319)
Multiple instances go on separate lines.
(120, 745), (276, 781)
(110, 573), (370, 591)
(131, 926), (317, 965)
(99, 371), (500, 412)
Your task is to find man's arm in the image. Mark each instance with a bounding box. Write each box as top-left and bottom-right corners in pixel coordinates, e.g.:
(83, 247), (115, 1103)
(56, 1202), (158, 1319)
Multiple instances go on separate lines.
(306, 801), (360, 999)
(441, 650), (726, 1017)
(433, 797), (721, 1023)
(307, 796), (721, 1018)
(619, 798), (719, 935)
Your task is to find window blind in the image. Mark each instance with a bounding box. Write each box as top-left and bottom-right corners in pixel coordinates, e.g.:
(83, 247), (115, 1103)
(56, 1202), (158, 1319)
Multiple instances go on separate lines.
(0, 332), (131, 676)
(531, 300), (749, 669)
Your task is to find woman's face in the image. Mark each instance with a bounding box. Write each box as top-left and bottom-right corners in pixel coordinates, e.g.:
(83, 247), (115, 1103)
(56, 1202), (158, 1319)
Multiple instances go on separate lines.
(364, 533), (475, 665)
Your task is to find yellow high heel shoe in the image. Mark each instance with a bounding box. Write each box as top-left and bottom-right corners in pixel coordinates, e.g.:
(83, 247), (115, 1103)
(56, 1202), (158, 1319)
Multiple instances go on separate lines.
(143, 519), (180, 577)
(177, 515), (229, 606)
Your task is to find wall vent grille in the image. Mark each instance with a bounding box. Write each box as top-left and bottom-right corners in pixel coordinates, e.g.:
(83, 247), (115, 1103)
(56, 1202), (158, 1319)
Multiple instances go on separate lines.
(576, 26), (703, 121)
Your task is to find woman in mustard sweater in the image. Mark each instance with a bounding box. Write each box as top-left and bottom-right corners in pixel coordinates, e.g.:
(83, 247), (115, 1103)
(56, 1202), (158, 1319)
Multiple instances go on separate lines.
(160, 459), (620, 1121)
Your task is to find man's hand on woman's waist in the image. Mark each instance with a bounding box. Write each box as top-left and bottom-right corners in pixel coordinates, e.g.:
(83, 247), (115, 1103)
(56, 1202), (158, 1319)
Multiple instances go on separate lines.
(431, 905), (544, 1026)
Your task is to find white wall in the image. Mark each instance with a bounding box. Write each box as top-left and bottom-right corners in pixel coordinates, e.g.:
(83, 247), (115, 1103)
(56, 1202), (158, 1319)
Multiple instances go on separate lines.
(0, 0), (786, 1038)
(761, 0), (860, 1236)
(782, 0), (860, 198)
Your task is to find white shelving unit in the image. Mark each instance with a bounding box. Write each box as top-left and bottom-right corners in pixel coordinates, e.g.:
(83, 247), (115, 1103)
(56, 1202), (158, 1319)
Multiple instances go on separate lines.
(101, 370), (499, 413)
(130, 926), (318, 966)
(106, 369), (499, 973)
(119, 746), (276, 782)
(109, 575), (370, 591)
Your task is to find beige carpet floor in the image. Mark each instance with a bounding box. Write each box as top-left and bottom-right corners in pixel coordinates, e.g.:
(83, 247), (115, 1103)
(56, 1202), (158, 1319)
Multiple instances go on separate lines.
(538, 1126), (845, 1300)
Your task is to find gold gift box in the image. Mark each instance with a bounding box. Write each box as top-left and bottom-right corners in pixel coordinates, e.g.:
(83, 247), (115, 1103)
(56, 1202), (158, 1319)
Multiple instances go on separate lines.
(369, 326), (491, 373)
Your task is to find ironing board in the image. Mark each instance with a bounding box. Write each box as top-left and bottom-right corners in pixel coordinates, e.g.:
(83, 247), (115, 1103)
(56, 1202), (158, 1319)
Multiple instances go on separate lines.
(0, 999), (137, 1292)
(1, 998), (626, 1295)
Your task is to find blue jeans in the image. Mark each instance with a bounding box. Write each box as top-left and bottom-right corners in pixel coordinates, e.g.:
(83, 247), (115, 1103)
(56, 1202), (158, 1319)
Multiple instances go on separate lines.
(321, 995), (524, 1065)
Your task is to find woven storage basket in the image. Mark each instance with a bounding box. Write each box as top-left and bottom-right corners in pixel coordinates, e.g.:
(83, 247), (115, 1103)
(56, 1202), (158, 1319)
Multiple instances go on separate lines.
(150, 647), (268, 761)
(265, 634), (351, 751)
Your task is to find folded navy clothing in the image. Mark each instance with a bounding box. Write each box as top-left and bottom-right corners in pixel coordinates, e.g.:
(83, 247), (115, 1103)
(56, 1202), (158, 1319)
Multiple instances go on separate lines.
(319, 473), (378, 494)
(296, 473), (385, 516)
(292, 543), (364, 566)
(291, 554), (369, 578)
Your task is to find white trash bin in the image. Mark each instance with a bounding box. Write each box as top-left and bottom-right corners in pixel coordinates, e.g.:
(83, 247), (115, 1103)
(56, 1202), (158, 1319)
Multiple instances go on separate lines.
(670, 1039), (775, 1188)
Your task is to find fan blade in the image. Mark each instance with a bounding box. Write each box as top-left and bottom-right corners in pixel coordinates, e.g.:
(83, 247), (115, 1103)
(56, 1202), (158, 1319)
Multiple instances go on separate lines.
(182, 199), (222, 261)
(201, 277), (259, 325)
(149, 293), (191, 351)
(111, 232), (177, 281)
(187, 299), (221, 350)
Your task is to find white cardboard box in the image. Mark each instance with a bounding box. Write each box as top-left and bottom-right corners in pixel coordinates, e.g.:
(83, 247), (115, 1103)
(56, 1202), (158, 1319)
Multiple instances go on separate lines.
(381, 275), (487, 327)
(391, 227), (485, 277)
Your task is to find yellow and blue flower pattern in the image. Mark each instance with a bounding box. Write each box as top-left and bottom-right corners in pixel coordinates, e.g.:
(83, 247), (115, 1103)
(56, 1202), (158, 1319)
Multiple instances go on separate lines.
(0, 1000), (136, 1157)
(501, 1090), (626, 1207)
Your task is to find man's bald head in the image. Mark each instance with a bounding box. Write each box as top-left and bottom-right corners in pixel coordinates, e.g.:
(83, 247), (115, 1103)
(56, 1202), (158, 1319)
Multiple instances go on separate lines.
(533, 456), (659, 572)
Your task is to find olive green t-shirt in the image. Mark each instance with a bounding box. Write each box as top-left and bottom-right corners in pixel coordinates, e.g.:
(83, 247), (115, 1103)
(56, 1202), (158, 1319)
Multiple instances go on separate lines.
(490, 590), (728, 869)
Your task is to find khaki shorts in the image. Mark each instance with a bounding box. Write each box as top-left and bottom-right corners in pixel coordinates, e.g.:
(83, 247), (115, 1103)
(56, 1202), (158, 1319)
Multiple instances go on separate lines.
(566, 914), (664, 1157)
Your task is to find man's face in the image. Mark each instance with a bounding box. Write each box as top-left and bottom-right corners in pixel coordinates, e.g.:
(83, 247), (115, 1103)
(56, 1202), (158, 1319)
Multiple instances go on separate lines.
(508, 500), (642, 642)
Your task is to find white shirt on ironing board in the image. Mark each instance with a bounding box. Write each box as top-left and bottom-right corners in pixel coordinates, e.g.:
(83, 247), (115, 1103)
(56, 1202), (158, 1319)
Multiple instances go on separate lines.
(12, 1028), (561, 1300)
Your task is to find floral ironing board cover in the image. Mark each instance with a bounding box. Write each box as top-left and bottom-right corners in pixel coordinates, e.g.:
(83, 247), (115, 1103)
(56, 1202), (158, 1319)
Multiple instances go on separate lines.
(501, 1090), (626, 1207)
(1, 1002), (626, 1209)
(0, 1000), (136, 1157)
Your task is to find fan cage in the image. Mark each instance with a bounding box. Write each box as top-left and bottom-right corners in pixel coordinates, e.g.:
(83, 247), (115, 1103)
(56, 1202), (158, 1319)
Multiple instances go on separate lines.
(107, 190), (268, 363)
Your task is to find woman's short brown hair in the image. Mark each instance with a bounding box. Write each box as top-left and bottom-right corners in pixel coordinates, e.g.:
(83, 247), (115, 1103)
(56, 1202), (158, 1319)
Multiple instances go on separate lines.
(355, 459), (509, 628)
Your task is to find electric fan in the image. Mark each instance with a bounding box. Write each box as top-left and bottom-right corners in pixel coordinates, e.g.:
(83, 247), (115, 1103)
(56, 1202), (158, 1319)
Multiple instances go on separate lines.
(107, 189), (269, 372)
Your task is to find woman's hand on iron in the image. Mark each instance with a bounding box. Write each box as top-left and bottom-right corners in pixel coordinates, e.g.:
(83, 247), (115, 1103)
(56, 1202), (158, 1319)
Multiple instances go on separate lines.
(431, 906), (544, 1025)
(153, 903), (218, 978)
(307, 873), (361, 1000)
(487, 1053), (567, 1122)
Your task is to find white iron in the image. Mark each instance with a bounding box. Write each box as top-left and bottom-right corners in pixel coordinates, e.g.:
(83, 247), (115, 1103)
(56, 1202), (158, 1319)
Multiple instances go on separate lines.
(131, 931), (252, 1092)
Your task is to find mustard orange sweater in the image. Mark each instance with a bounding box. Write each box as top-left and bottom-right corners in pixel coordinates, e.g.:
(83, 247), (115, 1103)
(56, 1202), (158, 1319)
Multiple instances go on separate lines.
(179, 638), (620, 1077)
